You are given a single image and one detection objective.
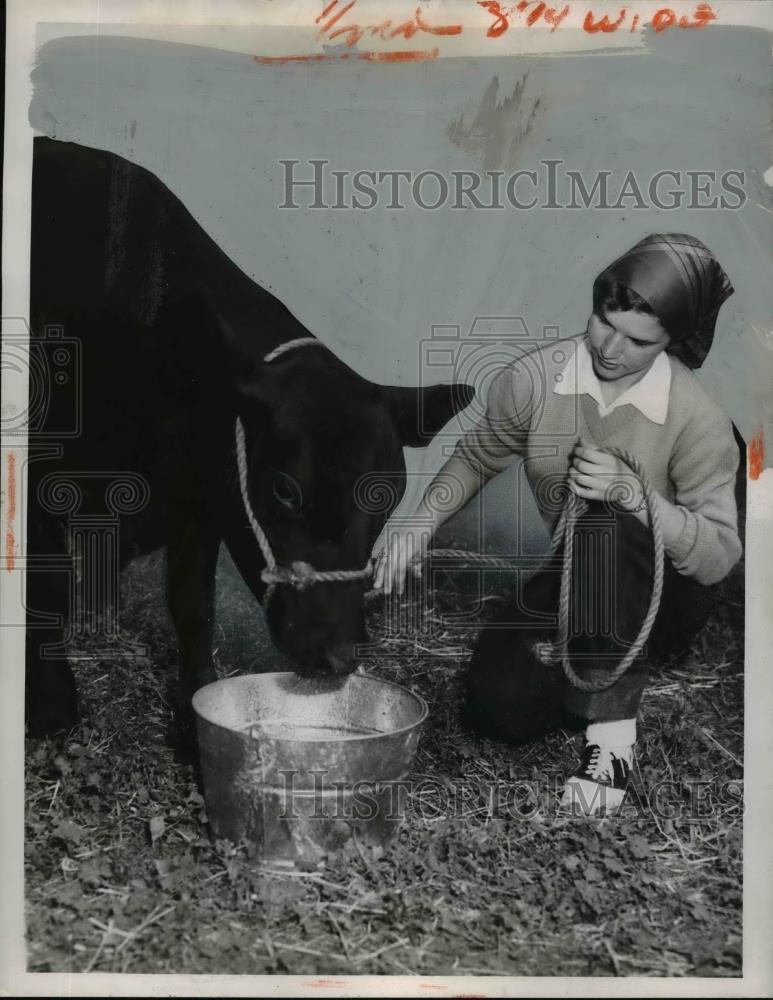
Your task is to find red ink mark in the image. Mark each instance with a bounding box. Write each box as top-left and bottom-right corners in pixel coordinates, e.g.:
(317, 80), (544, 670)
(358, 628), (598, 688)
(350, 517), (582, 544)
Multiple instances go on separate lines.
(260, 0), (717, 57)
(316, 1), (338, 22)
(584, 7), (627, 32)
(517, 1), (549, 28)
(481, 0), (568, 34)
(479, 1), (510, 37)
(543, 4), (571, 31)
(749, 431), (765, 481)
(653, 2), (716, 31)
(315, 0), (460, 47)
(419, 987), (447, 992)
(5, 452), (16, 571)
(254, 47), (438, 65)
(367, 19), (391, 40)
(316, 0), (360, 45)
(359, 47), (439, 62)
(254, 53), (331, 64)
(688, 2), (718, 28)
(414, 6), (463, 35)
(651, 7), (676, 31)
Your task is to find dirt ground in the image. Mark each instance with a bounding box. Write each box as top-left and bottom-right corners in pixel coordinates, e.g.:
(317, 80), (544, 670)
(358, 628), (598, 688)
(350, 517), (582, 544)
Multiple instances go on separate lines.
(25, 548), (744, 977)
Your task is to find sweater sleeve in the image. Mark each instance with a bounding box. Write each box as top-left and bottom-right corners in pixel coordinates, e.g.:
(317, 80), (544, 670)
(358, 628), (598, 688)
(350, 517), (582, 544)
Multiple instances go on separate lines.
(666, 414), (742, 585)
(452, 356), (539, 481)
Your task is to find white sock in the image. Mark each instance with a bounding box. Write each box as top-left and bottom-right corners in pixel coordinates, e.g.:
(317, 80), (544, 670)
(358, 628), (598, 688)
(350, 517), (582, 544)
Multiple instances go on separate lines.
(585, 717), (637, 750)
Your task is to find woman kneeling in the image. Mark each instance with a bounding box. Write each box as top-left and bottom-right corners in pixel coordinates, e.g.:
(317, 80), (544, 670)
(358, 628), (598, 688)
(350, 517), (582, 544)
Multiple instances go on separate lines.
(375, 233), (742, 815)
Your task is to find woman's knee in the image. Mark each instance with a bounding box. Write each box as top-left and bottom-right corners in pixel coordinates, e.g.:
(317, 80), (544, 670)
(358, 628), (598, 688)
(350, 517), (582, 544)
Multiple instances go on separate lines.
(464, 627), (566, 744)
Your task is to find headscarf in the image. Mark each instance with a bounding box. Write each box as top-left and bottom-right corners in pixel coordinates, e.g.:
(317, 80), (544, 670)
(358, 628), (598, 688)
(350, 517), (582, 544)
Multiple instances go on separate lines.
(594, 233), (734, 369)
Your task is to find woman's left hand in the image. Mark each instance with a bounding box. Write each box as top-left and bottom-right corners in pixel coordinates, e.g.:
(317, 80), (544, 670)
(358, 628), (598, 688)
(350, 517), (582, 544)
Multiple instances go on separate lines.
(568, 437), (644, 511)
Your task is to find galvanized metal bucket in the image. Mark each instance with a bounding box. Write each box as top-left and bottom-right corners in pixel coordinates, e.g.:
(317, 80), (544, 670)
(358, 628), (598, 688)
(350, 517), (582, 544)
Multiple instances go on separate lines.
(192, 672), (428, 866)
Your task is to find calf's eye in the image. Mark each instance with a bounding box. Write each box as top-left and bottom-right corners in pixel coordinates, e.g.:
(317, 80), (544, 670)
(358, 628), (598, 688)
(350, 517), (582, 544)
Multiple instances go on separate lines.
(271, 471), (303, 512)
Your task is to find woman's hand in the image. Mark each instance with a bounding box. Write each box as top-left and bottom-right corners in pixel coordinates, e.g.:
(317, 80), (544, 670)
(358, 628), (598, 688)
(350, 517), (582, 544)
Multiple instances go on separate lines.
(373, 521), (434, 596)
(568, 437), (644, 511)
(372, 455), (487, 596)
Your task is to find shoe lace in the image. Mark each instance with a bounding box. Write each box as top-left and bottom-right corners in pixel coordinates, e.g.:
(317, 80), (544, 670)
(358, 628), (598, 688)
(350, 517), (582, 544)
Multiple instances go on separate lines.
(587, 746), (617, 781)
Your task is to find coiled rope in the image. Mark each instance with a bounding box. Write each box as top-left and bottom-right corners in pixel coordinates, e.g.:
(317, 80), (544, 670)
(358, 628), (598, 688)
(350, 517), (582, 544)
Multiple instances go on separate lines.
(236, 340), (664, 692)
(550, 449), (664, 693)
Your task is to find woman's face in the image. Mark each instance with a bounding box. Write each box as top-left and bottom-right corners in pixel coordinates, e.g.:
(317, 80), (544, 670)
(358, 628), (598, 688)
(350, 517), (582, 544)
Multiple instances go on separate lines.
(586, 309), (670, 385)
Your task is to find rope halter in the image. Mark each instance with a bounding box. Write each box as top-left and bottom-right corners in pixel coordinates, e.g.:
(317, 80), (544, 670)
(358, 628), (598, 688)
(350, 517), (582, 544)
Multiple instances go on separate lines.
(234, 338), (374, 607)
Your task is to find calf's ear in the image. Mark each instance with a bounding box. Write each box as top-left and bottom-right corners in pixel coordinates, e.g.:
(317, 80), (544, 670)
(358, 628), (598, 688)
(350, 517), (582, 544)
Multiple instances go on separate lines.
(211, 309), (262, 394)
(178, 293), (271, 427)
(385, 383), (476, 448)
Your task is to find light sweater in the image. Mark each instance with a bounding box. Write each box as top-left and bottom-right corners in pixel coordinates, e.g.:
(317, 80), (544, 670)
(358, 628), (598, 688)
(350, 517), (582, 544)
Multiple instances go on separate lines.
(554, 336), (672, 424)
(452, 334), (742, 586)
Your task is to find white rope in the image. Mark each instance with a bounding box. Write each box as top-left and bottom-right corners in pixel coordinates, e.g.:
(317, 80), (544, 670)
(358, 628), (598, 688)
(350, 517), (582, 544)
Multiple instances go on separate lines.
(234, 415), (279, 605)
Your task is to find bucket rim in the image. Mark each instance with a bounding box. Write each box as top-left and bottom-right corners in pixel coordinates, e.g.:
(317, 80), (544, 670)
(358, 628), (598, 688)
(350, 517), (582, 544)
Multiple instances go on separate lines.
(191, 671), (429, 742)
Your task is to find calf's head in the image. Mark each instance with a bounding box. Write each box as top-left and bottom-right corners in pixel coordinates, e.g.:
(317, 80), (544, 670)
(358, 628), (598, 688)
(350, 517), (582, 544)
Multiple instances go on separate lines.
(231, 340), (473, 677)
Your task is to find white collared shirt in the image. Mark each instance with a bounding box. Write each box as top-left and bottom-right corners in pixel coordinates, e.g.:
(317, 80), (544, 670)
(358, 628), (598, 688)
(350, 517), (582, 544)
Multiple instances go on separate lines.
(553, 338), (671, 425)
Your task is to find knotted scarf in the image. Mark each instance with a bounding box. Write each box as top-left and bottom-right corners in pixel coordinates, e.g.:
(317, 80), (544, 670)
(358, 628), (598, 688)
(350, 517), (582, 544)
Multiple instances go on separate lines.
(595, 233), (734, 369)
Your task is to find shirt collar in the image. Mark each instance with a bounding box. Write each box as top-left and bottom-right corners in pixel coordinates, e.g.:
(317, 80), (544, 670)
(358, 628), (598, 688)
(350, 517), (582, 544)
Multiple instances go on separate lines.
(553, 338), (671, 425)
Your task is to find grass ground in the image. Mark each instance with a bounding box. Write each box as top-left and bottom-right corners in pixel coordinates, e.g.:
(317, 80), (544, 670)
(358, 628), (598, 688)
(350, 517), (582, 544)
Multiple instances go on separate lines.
(25, 548), (744, 977)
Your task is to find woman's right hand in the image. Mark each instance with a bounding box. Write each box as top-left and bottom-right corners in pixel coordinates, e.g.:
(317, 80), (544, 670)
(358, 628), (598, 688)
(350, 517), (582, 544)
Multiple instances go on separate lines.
(373, 521), (434, 596)
(372, 455), (484, 595)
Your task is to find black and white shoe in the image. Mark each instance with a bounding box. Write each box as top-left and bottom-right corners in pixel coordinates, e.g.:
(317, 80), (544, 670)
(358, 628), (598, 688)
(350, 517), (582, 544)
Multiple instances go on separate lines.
(560, 742), (632, 815)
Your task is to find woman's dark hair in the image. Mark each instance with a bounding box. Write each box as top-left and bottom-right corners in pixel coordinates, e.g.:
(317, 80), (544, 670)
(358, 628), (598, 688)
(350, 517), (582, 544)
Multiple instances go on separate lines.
(593, 278), (654, 317)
